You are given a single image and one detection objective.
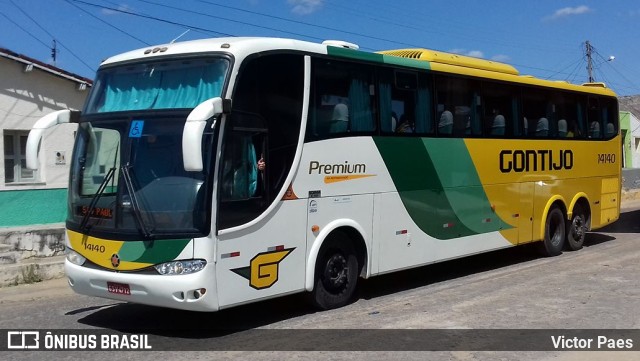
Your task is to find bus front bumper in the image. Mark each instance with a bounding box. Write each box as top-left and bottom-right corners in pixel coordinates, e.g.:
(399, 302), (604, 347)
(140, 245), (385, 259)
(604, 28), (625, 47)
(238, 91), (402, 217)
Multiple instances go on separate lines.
(65, 260), (219, 312)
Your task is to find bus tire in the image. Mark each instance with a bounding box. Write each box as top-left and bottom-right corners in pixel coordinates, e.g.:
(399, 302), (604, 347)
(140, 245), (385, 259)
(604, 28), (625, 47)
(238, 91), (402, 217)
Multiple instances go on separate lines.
(310, 235), (359, 310)
(539, 206), (566, 257)
(566, 204), (587, 251)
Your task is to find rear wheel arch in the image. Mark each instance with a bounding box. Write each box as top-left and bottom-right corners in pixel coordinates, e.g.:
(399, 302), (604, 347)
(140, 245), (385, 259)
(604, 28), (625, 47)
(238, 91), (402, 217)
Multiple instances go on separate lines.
(566, 196), (591, 251)
(569, 195), (592, 230)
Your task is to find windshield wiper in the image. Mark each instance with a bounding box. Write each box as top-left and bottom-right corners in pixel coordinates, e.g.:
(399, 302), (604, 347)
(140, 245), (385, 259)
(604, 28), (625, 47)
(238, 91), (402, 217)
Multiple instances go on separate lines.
(80, 167), (116, 231)
(120, 163), (155, 239)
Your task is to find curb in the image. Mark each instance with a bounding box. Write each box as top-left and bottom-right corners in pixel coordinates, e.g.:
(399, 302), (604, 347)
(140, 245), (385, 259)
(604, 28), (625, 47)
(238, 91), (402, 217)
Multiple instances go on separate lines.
(0, 255), (65, 288)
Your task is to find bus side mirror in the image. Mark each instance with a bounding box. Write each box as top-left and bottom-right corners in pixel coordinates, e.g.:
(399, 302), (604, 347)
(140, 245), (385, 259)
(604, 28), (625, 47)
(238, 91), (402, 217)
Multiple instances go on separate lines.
(26, 109), (80, 170)
(182, 97), (230, 172)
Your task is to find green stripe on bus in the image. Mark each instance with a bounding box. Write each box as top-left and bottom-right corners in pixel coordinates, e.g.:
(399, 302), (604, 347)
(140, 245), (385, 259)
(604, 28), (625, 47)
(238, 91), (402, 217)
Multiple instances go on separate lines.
(373, 137), (511, 239)
(380, 54), (431, 70)
(326, 47), (431, 70)
(118, 239), (191, 264)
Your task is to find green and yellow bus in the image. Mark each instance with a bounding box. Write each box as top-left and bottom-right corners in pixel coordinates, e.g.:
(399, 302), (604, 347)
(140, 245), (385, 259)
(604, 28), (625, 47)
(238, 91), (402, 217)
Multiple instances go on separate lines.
(26, 37), (620, 311)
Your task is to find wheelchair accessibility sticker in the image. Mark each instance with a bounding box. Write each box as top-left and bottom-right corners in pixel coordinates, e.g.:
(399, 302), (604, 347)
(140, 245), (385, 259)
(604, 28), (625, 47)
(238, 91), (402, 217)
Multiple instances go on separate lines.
(129, 120), (145, 138)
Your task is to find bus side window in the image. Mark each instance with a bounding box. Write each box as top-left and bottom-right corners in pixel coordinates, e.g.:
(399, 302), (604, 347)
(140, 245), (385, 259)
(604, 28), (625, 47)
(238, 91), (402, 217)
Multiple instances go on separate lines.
(522, 88), (550, 138)
(437, 104), (453, 135)
(535, 117), (549, 137)
(385, 70), (433, 135)
(380, 70), (430, 135)
(602, 97), (618, 138)
(330, 103), (349, 133)
(481, 81), (517, 137)
(557, 118), (568, 137)
(310, 59), (375, 139)
(587, 97), (602, 139)
(434, 75), (480, 137)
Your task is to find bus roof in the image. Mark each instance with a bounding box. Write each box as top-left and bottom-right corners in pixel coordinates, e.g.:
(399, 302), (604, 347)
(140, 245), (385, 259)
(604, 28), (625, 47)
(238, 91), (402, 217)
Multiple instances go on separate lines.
(375, 47), (616, 97)
(378, 48), (520, 76)
(99, 37), (329, 67)
(99, 37), (617, 98)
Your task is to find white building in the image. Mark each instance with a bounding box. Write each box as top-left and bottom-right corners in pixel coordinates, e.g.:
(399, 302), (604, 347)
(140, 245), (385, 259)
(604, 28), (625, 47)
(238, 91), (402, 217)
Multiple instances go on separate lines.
(0, 48), (92, 227)
(620, 111), (640, 169)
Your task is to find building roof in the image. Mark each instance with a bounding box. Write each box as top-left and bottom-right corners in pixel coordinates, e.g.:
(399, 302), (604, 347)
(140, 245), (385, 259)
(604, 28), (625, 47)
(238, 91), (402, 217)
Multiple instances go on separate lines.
(0, 47), (93, 87)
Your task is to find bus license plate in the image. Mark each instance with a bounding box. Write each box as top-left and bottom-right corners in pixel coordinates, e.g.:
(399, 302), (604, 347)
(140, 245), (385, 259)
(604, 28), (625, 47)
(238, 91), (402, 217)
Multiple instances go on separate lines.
(107, 282), (131, 295)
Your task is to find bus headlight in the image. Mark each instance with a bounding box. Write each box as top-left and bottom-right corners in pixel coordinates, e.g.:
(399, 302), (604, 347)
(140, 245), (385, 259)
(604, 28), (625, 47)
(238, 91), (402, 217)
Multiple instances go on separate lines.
(154, 259), (207, 275)
(66, 248), (86, 266)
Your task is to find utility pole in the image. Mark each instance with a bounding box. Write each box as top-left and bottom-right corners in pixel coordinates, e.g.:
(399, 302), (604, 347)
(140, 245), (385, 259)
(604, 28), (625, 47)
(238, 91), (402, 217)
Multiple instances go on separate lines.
(51, 40), (58, 66)
(585, 40), (594, 83)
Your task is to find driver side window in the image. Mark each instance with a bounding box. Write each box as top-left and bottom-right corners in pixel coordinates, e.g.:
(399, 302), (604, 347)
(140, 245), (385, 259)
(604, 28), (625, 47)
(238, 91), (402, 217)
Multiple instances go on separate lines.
(218, 52), (304, 230)
(220, 132), (262, 201)
(217, 113), (268, 229)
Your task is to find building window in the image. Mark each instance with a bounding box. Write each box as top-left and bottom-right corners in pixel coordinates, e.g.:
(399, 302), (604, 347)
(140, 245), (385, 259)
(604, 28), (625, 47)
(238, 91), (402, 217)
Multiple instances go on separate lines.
(4, 130), (39, 183)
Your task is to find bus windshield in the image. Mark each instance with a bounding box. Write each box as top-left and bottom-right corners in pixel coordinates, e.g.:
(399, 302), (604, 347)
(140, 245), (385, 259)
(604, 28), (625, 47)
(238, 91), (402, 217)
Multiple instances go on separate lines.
(69, 116), (216, 239)
(84, 57), (229, 114)
(68, 56), (229, 239)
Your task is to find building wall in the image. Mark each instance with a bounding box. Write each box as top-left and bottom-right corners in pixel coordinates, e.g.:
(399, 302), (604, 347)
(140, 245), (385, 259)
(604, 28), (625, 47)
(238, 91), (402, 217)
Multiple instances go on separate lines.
(620, 111), (640, 169)
(0, 188), (67, 226)
(620, 111), (632, 168)
(631, 112), (640, 169)
(0, 56), (89, 227)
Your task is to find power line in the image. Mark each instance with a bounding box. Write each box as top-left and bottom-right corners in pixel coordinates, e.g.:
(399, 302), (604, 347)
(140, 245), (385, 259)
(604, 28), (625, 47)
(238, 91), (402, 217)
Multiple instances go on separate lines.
(130, 0), (333, 44)
(579, 41), (640, 94)
(193, 0), (568, 54)
(8, 0), (96, 71)
(593, 48), (640, 94)
(0, 11), (51, 49)
(544, 56), (585, 81)
(324, 0), (576, 54)
(63, 0), (151, 46)
(98, 0), (219, 39)
(136, 0), (577, 57)
(70, 0), (234, 37)
(565, 57), (587, 84)
(5, 0), (629, 94)
(191, 0), (416, 48)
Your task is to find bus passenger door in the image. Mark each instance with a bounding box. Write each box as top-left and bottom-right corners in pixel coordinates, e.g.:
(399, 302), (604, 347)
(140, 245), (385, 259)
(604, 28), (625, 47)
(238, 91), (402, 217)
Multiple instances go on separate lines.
(214, 120), (308, 309)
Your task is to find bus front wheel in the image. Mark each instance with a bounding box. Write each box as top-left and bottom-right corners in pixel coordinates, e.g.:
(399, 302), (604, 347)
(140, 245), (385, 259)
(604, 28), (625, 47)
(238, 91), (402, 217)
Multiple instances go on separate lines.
(566, 204), (587, 251)
(310, 236), (358, 310)
(539, 206), (566, 257)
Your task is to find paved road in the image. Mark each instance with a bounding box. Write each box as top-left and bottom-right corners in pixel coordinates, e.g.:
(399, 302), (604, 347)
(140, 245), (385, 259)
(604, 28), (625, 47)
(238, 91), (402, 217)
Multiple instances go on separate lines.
(2, 204), (640, 360)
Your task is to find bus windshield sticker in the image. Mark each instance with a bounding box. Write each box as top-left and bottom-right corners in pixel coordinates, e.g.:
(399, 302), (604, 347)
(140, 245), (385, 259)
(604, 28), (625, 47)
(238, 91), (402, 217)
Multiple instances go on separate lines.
(129, 120), (145, 138)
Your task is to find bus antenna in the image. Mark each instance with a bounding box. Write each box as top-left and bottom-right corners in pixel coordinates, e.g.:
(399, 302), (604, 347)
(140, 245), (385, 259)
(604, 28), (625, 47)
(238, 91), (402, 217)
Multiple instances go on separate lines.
(170, 29), (191, 44)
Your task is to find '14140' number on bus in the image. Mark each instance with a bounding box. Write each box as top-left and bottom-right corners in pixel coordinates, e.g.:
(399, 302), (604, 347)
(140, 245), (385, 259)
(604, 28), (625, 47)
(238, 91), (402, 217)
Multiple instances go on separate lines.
(598, 153), (616, 164)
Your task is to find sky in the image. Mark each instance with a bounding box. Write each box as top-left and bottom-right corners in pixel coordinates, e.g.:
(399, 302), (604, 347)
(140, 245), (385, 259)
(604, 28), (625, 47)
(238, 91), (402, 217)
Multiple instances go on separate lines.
(1, 0), (639, 95)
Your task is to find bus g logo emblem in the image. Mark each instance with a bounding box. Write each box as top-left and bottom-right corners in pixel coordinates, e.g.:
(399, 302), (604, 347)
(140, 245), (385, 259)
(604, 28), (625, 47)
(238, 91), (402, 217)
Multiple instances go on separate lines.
(231, 248), (295, 290)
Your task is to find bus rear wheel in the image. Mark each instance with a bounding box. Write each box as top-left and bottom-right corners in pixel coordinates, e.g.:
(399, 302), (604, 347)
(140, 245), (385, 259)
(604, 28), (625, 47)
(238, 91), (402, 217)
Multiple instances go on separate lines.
(566, 204), (587, 251)
(310, 236), (358, 310)
(539, 206), (566, 257)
